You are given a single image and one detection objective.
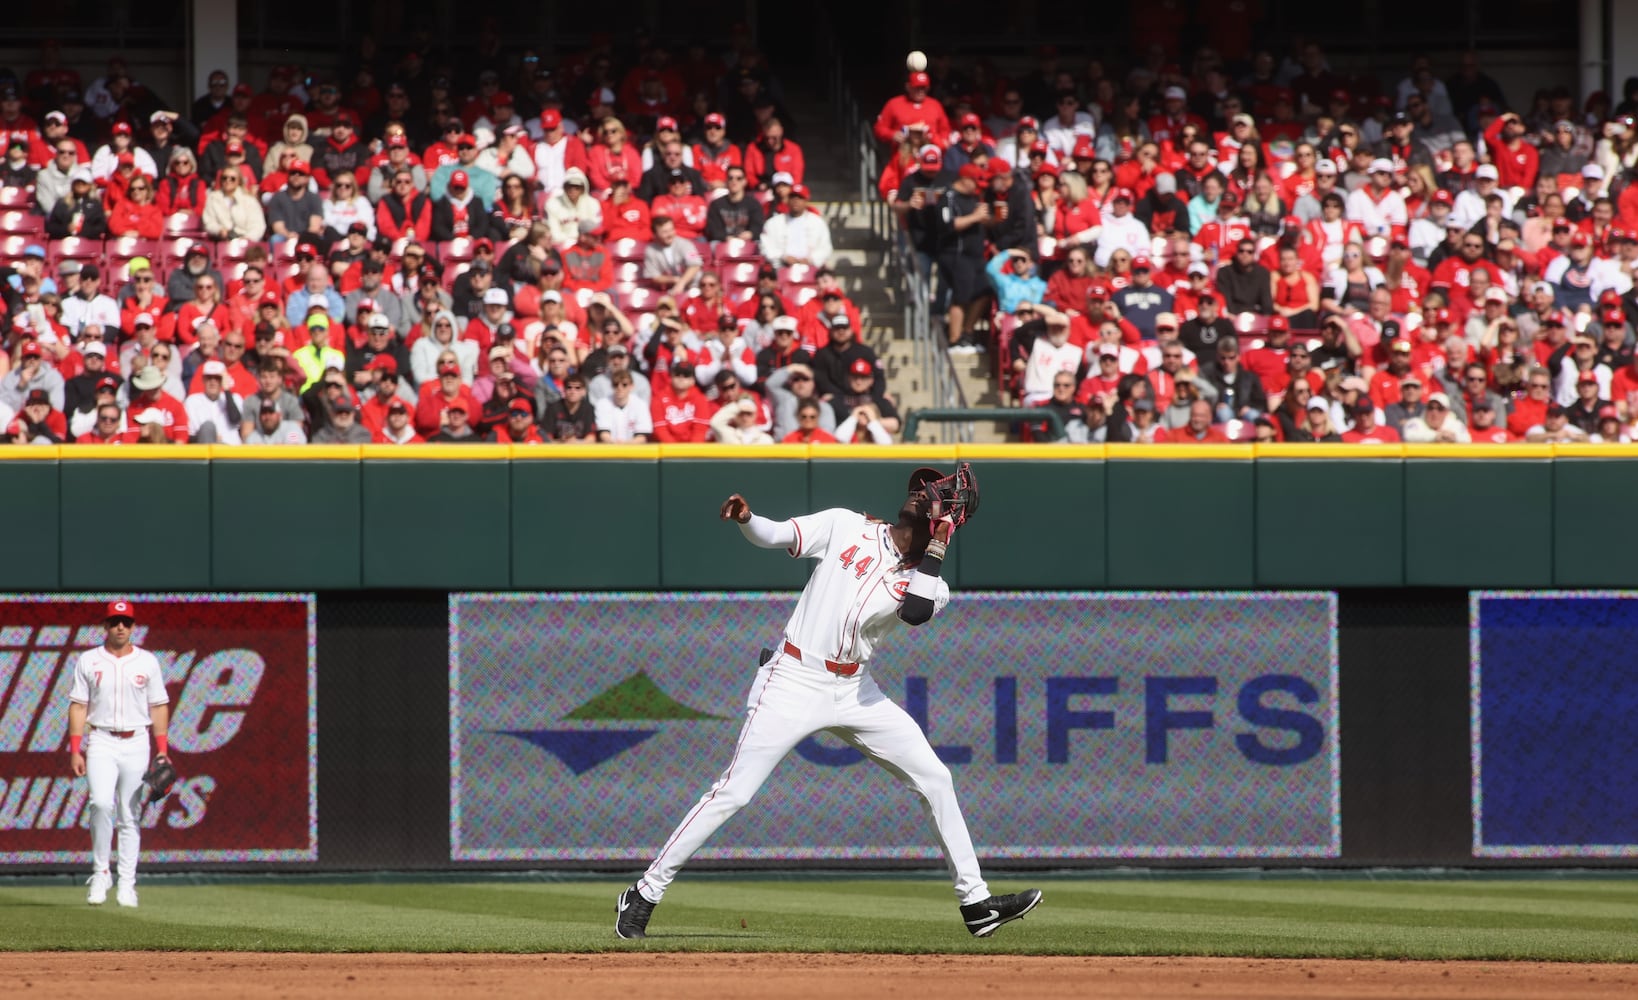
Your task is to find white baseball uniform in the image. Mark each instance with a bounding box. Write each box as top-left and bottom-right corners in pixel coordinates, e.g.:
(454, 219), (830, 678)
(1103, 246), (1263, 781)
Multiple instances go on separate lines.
(69, 643), (168, 888)
(637, 507), (992, 906)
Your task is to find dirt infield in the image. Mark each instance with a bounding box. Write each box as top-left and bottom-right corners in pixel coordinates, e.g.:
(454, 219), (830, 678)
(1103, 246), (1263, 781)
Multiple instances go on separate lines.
(7, 953), (1638, 1000)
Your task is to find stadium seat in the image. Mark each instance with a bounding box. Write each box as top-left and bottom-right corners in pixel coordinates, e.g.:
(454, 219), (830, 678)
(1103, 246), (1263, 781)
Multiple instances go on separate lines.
(216, 238), (262, 265)
(726, 285), (758, 307)
(442, 260), (472, 285)
(0, 186), (34, 209)
(617, 286), (663, 313)
(612, 261), (643, 285)
(163, 211), (205, 237)
(157, 235), (207, 268)
(104, 236), (161, 282)
(719, 261), (761, 288)
(49, 237), (102, 265)
(0, 210), (43, 235)
(440, 237), (477, 263)
(609, 238), (647, 262)
(779, 264), (818, 287)
(0, 233), (36, 265)
(789, 286), (818, 308)
(716, 237), (760, 262)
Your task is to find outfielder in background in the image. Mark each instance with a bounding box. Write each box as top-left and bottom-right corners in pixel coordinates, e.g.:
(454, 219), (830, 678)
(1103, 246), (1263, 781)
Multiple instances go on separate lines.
(67, 600), (175, 908)
(617, 465), (1043, 939)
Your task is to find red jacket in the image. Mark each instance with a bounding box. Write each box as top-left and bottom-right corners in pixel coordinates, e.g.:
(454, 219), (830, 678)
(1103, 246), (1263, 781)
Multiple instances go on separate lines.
(125, 394), (190, 442)
(691, 142), (743, 186)
(649, 385), (712, 442)
(582, 143), (644, 194)
(650, 193), (709, 240)
(873, 95), (952, 146)
(157, 174), (208, 215)
(1482, 117), (1540, 190)
(743, 140), (805, 188)
(415, 382), (478, 437)
(562, 244), (614, 292)
(376, 191), (433, 242)
(106, 199), (164, 239)
(603, 196), (652, 243)
(173, 300), (237, 345)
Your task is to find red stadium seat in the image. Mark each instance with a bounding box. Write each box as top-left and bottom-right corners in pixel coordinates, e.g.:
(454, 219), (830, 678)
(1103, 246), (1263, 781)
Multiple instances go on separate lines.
(49, 237), (101, 263)
(789, 286), (818, 308)
(216, 238), (263, 264)
(0, 234), (37, 265)
(0, 210), (43, 235)
(0, 186), (34, 209)
(617, 286), (663, 313)
(440, 237), (478, 263)
(442, 260), (471, 285)
(719, 262), (761, 288)
(779, 264), (818, 287)
(157, 236), (207, 267)
(104, 236), (161, 283)
(612, 261), (643, 285)
(163, 211), (204, 236)
(726, 285), (758, 307)
(609, 238), (648, 262)
(715, 237), (760, 262)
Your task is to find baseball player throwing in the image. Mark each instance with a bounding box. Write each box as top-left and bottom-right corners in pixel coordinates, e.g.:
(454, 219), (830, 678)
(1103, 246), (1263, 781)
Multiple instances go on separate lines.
(617, 465), (1042, 939)
(67, 600), (170, 908)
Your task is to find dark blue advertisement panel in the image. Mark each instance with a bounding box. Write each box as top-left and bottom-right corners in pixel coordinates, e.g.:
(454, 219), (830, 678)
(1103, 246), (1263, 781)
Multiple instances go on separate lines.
(1472, 591), (1638, 857)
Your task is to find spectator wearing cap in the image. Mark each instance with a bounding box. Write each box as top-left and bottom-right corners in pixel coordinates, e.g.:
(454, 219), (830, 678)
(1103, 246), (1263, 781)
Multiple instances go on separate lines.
(1, 340), (67, 412)
(541, 166), (601, 245)
(754, 315), (814, 383)
(1092, 187), (1151, 268)
(289, 315), (347, 392)
(428, 169), (501, 244)
(652, 167), (711, 241)
(649, 359), (712, 442)
(265, 157), (324, 246)
(370, 394), (422, 444)
(553, 220), (612, 297)
(1482, 111), (1540, 191)
(475, 125), (535, 185)
(63, 341), (121, 419)
(1520, 399), (1588, 442)
(59, 263), (121, 340)
(74, 396), (126, 444)
(932, 163), (994, 352)
(123, 364), (189, 442)
(1041, 91), (1095, 162)
(1148, 85), (1208, 148)
(316, 110), (367, 179)
(1, 132), (35, 187)
(759, 183), (831, 268)
(941, 112), (996, 174)
(90, 122), (158, 184)
(636, 140), (706, 202)
(7, 388), (68, 444)
(1112, 257), (1174, 339)
(1561, 367), (1609, 432)
(875, 70), (952, 149)
(1590, 404), (1631, 443)
(689, 111), (740, 189)
(530, 109), (574, 197)
(183, 360), (244, 444)
(306, 393), (370, 444)
(374, 166), (434, 243)
(1541, 230), (1612, 315)
(460, 286), (514, 358)
(46, 165), (108, 239)
(1343, 158), (1409, 238)
(243, 394), (308, 444)
(429, 135), (498, 208)
(743, 117), (803, 190)
(985, 249), (1047, 316)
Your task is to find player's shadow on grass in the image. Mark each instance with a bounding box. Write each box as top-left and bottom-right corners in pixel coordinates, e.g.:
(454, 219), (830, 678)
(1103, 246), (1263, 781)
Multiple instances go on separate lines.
(635, 933), (766, 939)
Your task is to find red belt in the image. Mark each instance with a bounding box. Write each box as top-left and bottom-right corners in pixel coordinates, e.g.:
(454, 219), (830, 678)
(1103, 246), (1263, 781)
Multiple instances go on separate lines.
(96, 728), (137, 739)
(784, 640), (860, 677)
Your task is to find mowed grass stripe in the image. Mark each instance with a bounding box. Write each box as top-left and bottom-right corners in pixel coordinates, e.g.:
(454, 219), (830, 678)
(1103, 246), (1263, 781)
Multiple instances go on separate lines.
(1036, 884), (1638, 924)
(2, 880), (1636, 960)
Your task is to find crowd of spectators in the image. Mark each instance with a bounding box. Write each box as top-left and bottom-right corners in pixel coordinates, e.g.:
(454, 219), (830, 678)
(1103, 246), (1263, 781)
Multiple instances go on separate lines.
(0, 31), (887, 446)
(878, 41), (1638, 444)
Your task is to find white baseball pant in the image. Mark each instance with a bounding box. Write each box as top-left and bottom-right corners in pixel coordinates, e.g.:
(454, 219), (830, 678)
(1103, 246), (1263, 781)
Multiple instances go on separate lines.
(86, 728), (150, 886)
(639, 653), (991, 905)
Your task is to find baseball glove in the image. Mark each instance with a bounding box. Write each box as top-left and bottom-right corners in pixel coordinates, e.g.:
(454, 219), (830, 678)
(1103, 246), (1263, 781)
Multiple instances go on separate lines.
(914, 462), (980, 528)
(142, 755), (178, 803)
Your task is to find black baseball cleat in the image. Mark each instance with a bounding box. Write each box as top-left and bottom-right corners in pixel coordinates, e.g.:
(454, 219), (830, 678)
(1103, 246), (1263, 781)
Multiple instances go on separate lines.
(960, 888), (1043, 937)
(616, 883), (657, 939)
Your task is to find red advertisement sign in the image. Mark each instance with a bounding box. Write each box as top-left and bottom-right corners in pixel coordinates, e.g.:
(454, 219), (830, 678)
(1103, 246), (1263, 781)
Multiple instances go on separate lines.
(0, 594), (315, 863)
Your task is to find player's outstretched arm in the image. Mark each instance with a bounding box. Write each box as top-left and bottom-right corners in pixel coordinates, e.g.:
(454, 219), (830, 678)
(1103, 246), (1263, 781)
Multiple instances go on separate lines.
(900, 500), (954, 626)
(722, 493), (798, 549)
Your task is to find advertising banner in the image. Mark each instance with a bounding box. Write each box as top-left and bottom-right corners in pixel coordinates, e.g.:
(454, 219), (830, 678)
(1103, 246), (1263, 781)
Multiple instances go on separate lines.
(0, 594), (316, 863)
(452, 592), (1338, 862)
(1472, 591), (1638, 857)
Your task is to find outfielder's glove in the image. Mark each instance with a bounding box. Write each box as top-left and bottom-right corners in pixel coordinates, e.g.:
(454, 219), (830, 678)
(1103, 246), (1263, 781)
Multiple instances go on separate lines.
(911, 462), (980, 529)
(142, 755), (178, 803)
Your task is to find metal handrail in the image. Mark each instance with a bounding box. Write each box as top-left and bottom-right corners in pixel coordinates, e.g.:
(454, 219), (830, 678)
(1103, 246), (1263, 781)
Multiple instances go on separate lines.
(904, 408), (1064, 443)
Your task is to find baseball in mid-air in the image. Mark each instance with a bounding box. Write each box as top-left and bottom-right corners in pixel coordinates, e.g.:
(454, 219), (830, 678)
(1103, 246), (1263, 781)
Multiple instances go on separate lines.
(907, 51), (928, 73)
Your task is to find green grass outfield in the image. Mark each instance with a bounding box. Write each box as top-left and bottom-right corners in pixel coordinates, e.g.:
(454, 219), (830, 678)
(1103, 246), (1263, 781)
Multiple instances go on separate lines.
(2, 876), (1636, 961)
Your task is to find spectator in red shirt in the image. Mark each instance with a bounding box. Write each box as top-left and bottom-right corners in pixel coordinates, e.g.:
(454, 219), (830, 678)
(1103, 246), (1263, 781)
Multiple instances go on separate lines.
(873, 71), (951, 149)
(782, 398), (838, 443)
(376, 168), (433, 241)
(123, 366), (189, 442)
(651, 170), (709, 240)
(1243, 316), (1295, 397)
(1482, 111), (1540, 191)
(1508, 366), (1556, 436)
(743, 117), (804, 188)
(650, 361), (712, 442)
(1468, 398), (1513, 442)
(603, 178), (652, 243)
(1341, 399), (1401, 443)
(1169, 398), (1230, 442)
(105, 173), (164, 238)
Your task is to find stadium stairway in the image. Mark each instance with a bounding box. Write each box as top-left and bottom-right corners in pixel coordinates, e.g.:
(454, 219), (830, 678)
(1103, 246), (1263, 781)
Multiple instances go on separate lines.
(790, 89), (1006, 441)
